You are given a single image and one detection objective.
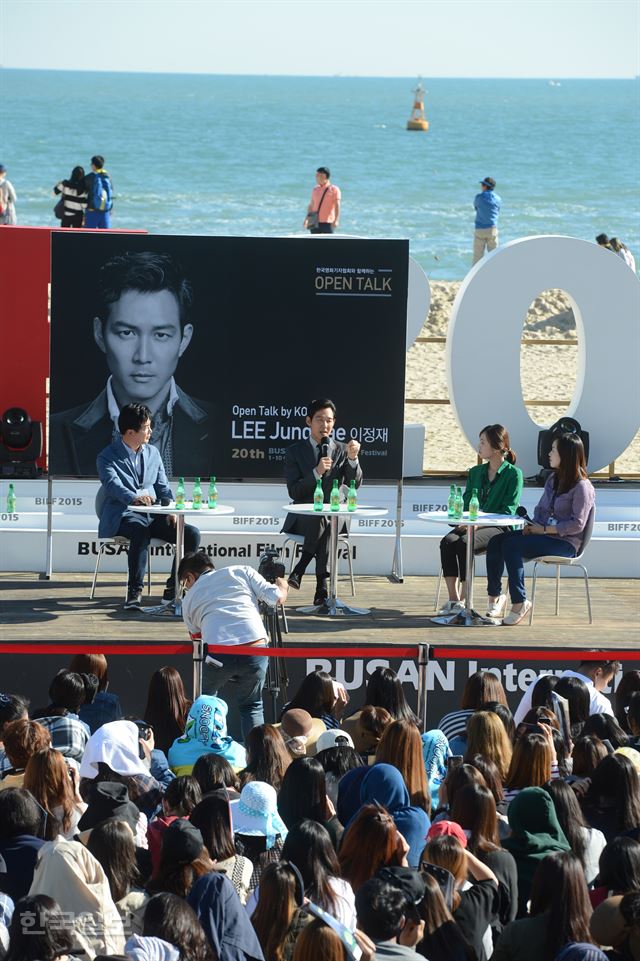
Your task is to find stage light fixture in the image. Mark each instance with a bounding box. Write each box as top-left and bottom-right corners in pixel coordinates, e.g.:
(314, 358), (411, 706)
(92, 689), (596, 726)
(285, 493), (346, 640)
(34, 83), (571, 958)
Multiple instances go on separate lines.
(0, 407), (43, 478)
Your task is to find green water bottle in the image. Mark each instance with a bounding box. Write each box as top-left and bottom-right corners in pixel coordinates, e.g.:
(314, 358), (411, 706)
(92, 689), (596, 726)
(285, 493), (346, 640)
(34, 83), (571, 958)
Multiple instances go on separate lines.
(454, 486), (463, 520)
(447, 483), (456, 518)
(192, 477), (203, 509)
(347, 480), (357, 512)
(175, 477), (186, 510)
(469, 488), (480, 521)
(313, 477), (324, 511)
(208, 476), (218, 510)
(6, 483), (16, 513)
(330, 479), (340, 511)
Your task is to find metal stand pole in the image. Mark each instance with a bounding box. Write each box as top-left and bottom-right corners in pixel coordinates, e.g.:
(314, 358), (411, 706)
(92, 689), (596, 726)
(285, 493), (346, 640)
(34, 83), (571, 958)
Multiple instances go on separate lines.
(41, 476), (53, 580)
(416, 642), (430, 733)
(192, 637), (204, 700)
(390, 480), (404, 583)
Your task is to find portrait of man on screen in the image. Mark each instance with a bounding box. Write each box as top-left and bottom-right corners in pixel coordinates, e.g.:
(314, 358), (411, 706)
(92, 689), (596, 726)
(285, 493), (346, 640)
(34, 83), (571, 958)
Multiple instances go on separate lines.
(49, 250), (215, 478)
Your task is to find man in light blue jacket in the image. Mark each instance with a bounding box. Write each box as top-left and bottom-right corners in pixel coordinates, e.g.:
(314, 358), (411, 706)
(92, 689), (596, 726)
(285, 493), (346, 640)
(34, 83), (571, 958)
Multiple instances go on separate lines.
(473, 176), (502, 265)
(97, 402), (200, 609)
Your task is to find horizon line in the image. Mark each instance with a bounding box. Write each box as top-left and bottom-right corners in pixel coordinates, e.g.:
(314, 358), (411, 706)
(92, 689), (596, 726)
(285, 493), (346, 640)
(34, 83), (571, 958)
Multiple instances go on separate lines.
(1, 66), (637, 80)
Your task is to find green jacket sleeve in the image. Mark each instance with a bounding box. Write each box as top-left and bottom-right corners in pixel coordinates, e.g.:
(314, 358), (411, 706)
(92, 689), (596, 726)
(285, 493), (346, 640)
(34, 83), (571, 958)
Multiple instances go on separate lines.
(502, 466), (524, 515)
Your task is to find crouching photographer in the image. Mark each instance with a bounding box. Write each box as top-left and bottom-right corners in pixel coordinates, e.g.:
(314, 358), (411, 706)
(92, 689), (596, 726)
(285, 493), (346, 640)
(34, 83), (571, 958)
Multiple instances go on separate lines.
(178, 552), (288, 741)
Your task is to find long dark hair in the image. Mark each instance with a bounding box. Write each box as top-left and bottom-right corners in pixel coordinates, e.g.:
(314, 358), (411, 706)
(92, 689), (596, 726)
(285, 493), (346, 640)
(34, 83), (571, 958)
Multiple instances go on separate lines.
(67, 165), (86, 188)
(364, 667), (419, 723)
(277, 756), (329, 828)
(544, 780), (588, 869)
(284, 671), (335, 718)
(190, 792), (236, 861)
(148, 843), (217, 899)
(450, 783), (499, 854)
(597, 836), (640, 892)
(581, 753), (640, 833)
(192, 752), (239, 794)
(143, 892), (215, 961)
(553, 432), (588, 494)
(251, 861), (302, 961)
(144, 667), (191, 754)
(615, 670), (640, 733)
(530, 674), (559, 711)
(529, 851), (594, 960)
(460, 671), (508, 710)
(281, 819), (339, 912)
(581, 713), (630, 748)
(613, 671), (640, 734)
(417, 873), (476, 961)
(240, 724), (291, 790)
(5, 895), (74, 961)
(480, 424), (516, 464)
(87, 819), (142, 902)
(571, 735), (608, 778)
(554, 676), (591, 740)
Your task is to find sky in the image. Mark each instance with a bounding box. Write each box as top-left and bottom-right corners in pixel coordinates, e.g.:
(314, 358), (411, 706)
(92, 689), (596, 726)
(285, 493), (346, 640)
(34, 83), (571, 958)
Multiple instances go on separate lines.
(1, 0), (638, 77)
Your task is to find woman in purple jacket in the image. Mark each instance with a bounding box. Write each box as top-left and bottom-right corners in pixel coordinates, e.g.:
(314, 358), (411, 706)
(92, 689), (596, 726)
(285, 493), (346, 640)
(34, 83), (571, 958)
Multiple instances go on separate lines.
(485, 433), (594, 625)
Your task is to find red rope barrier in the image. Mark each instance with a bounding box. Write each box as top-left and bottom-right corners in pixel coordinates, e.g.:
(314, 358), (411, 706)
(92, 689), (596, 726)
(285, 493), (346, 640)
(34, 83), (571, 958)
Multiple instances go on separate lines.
(0, 642), (635, 661)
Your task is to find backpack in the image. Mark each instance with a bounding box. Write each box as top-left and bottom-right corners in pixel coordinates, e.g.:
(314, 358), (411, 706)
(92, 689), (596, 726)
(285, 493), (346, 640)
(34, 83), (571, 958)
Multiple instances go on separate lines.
(90, 171), (113, 212)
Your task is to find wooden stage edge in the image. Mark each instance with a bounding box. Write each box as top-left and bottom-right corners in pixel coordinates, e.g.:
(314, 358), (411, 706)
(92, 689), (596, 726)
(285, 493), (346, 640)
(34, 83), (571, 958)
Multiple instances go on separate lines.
(0, 572), (638, 651)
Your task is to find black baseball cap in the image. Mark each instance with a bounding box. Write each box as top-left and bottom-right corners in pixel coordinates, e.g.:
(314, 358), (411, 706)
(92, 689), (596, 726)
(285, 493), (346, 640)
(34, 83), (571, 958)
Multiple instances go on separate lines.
(161, 819), (204, 864)
(480, 177), (496, 189)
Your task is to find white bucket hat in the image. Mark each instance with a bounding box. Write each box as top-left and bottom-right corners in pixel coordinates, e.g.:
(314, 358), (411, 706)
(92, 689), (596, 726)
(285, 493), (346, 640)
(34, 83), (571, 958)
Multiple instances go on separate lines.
(230, 781), (288, 849)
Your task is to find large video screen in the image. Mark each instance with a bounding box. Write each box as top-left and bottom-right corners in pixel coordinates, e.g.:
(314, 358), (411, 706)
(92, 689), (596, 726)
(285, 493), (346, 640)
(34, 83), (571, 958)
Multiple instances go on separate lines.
(49, 233), (408, 480)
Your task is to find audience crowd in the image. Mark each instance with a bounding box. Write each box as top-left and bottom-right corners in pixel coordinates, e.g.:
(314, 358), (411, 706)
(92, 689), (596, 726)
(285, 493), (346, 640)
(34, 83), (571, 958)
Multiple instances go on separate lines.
(0, 657), (638, 961)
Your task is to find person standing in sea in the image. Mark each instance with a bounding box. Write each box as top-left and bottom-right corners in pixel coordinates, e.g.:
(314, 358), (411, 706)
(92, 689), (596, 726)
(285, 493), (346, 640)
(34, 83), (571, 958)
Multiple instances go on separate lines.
(0, 165), (18, 225)
(473, 176), (501, 265)
(304, 166), (341, 234)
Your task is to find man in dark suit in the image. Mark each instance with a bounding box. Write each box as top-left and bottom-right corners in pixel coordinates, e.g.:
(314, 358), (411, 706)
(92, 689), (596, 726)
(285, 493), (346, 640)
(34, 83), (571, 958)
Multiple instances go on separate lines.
(282, 398), (362, 605)
(97, 403), (201, 610)
(49, 250), (215, 478)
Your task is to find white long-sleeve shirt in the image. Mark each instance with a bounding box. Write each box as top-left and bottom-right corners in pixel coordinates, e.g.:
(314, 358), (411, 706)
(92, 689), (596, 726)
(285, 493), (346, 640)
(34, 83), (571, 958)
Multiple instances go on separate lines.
(182, 566), (283, 646)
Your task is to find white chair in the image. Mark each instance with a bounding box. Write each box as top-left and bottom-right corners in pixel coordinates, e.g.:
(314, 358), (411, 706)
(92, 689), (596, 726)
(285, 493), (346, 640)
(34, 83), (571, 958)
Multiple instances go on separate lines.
(528, 506), (595, 624)
(89, 489), (166, 599)
(281, 528), (356, 596)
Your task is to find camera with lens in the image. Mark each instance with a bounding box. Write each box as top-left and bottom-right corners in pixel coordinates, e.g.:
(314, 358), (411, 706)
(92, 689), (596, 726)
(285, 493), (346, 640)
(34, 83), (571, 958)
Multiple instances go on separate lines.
(258, 547), (286, 584)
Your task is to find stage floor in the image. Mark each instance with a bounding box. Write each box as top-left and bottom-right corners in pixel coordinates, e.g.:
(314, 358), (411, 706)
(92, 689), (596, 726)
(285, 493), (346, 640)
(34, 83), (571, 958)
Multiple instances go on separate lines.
(1, 572), (638, 650)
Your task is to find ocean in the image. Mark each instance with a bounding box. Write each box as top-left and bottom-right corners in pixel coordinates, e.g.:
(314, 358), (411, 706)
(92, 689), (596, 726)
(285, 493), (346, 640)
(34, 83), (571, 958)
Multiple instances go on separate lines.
(2, 70), (638, 278)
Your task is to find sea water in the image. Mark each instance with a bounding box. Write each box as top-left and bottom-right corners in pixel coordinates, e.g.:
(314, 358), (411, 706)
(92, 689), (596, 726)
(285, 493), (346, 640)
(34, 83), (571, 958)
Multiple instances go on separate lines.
(2, 71), (638, 278)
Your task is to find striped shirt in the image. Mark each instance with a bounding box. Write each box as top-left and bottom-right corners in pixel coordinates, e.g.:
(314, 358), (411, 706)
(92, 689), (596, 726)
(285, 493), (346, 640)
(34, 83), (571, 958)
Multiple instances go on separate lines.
(54, 181), (88, 215)
(437, 709), (474, 741)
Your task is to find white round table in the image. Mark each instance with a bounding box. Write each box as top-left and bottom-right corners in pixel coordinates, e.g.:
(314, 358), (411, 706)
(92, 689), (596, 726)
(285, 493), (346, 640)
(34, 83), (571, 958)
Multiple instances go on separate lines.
(284, 503), (387, 616)
(129, 502), (235, 616)
(418, 510), (525, 626)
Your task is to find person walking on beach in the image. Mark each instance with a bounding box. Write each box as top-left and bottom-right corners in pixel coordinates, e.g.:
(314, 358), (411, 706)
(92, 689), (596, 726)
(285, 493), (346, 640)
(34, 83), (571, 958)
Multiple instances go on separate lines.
(304, 166), (341, 234)
(0, 165), (18, 225)
(53, 166), (88, 228)
(473, 176), (501, 265)
(83, 155), (113, 229)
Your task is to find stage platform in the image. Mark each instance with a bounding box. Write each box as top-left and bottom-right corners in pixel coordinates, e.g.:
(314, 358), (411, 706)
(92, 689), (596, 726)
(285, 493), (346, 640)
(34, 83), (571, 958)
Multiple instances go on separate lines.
(1, 571), (638, 650)
(1, 571), (638, 725)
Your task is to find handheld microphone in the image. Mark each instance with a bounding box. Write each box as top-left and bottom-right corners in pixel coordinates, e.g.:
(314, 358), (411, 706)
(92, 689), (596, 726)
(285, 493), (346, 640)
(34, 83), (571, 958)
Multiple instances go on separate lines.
(516, 506), (533, 523)
(319, 436), (329, 459)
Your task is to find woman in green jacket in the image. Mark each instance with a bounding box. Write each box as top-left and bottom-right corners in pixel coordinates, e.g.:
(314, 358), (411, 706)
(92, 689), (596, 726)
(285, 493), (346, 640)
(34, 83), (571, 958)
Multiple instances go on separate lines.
(438, 424), (523, 617)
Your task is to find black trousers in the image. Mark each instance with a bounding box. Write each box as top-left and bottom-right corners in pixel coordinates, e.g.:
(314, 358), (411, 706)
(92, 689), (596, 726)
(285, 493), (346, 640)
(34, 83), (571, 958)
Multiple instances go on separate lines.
(117, 514), (201, 591)
(310, 223), (335, 234)
(440, 525), (504, 580)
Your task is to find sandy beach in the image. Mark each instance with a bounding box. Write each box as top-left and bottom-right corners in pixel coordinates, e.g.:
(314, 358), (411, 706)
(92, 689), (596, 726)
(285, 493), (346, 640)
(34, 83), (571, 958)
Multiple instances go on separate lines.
(406, 282), (639, 476)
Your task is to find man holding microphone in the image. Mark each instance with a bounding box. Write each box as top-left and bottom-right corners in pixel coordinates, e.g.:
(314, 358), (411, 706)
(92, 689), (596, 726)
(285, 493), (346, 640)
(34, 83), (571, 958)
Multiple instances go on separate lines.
(282, 398), (362, 605)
